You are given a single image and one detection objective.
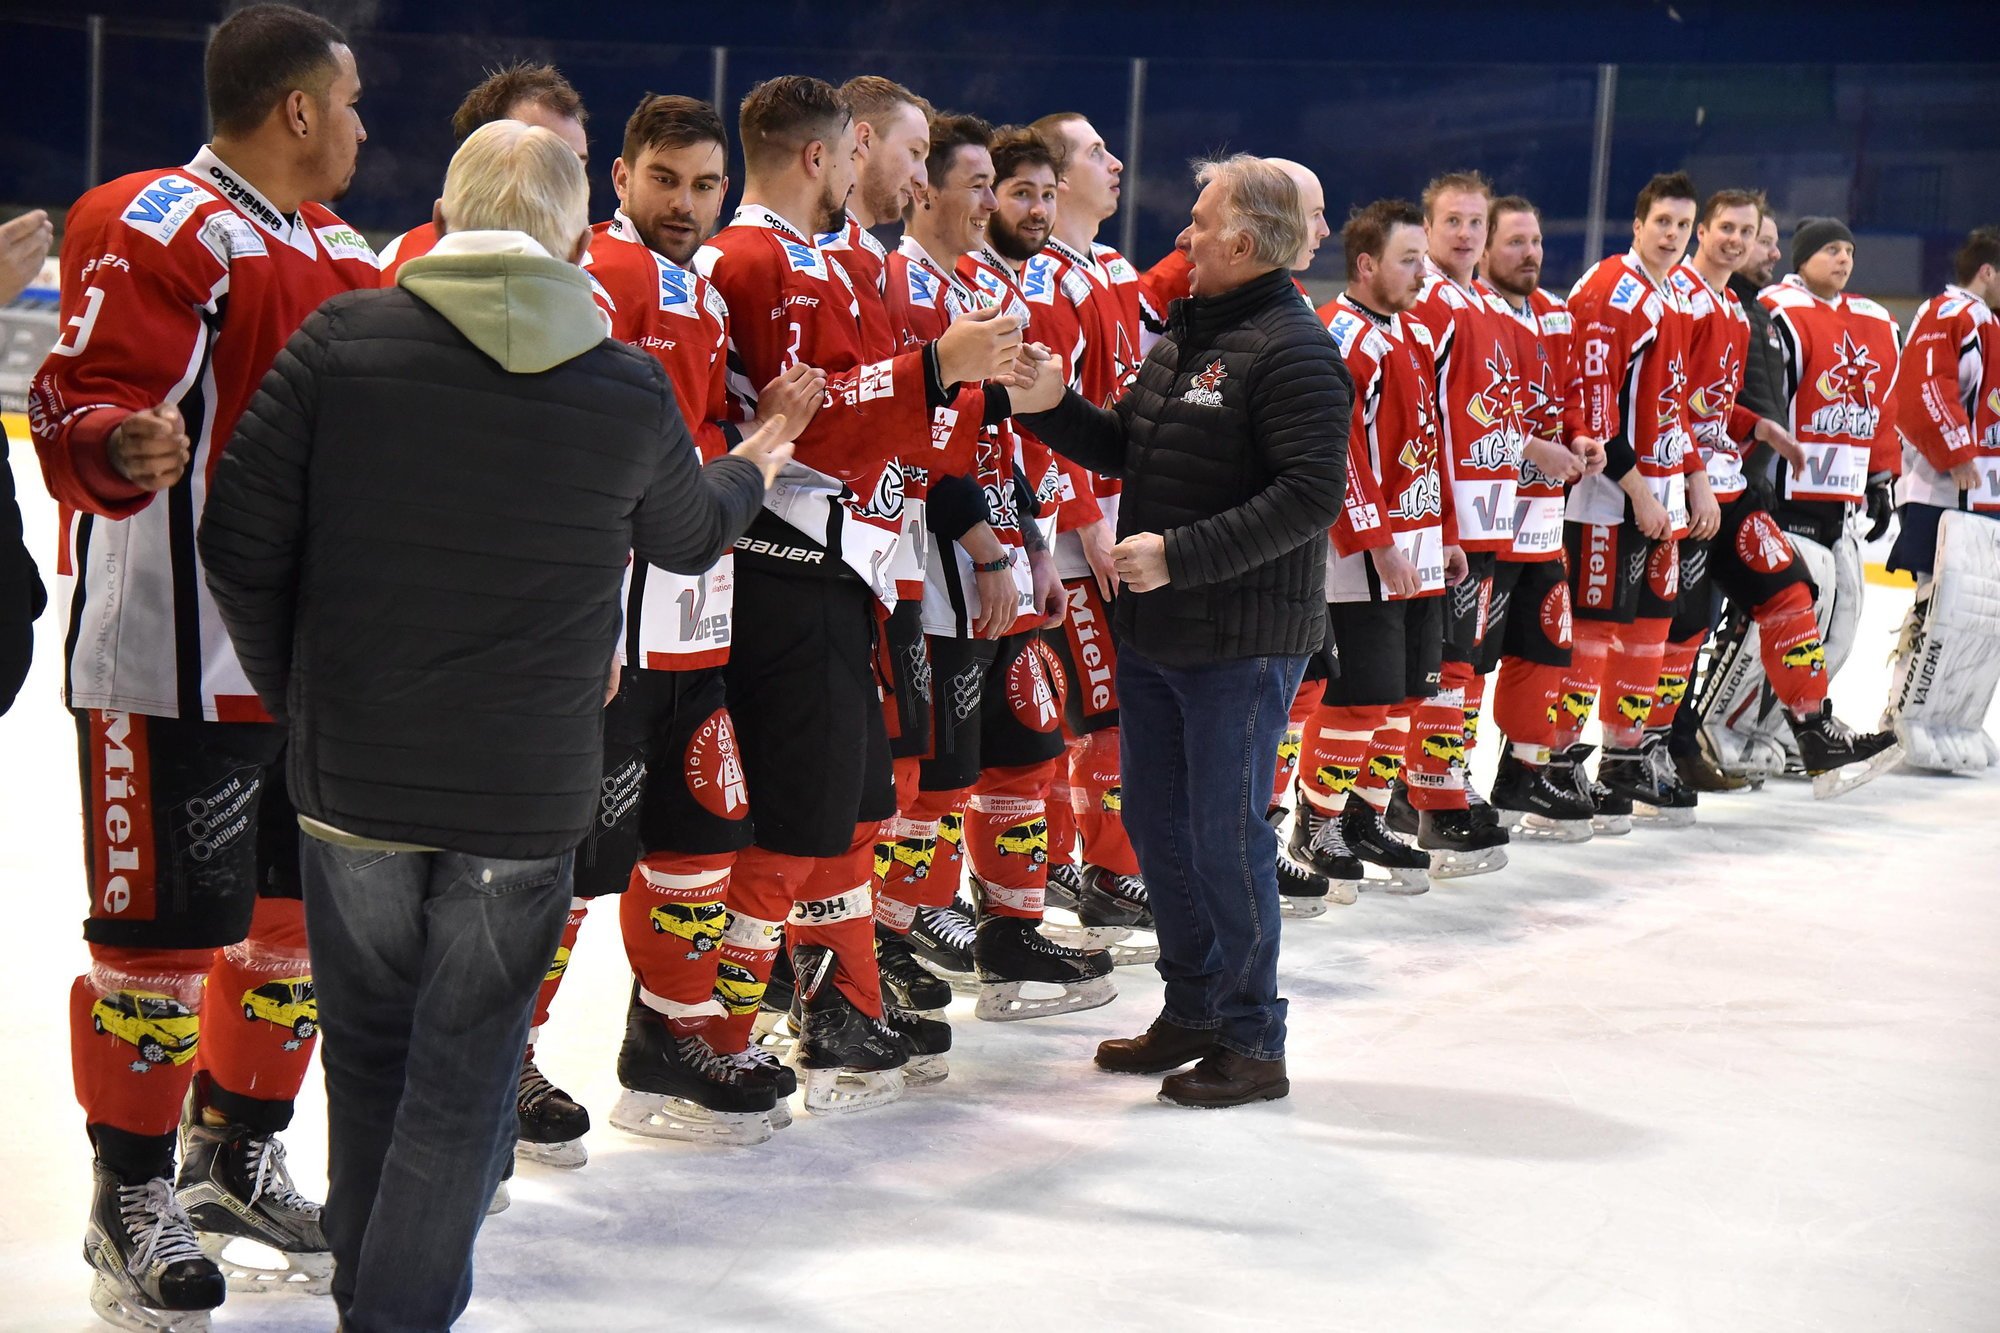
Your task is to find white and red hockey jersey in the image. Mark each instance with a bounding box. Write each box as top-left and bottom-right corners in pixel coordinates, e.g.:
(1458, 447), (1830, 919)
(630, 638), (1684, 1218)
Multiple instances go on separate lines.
(1669, 262), (1762, 502)
(693, 204), (927, 602)
(375, 221), (440, 278)
(587, 212), (736, 671)
(1760, 274), (1902, 506)
(1893, 284), (2000, 513)
(1563, 251), (1698, 534)
(1479, 282), (1574, 562)
(1320, 293), (1447, 602)
(1408, 258), (1524, 553)
(30, 146), (380, 721)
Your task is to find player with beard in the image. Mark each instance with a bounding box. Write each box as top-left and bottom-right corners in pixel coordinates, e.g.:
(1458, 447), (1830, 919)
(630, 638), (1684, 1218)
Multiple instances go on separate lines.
(30, 7), (375, 1323)
(1657, 190), (1895, 799)
(1561, 172), (1715, 825)
(1291, 200), (1452, 900)
(1472, 197), (1606, 835)
(1397, 172), (1512, 874)
(694, 78), (1021, 1114)
(376, 62), (590, 274)
(880, 116), (1109, 1018)
(1028, 111), (1156, 926)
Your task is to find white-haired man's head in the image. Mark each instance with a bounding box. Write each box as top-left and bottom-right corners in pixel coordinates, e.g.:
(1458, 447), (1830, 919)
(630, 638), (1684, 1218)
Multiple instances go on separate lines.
(1264, 157), (1329, 271)
(1177, 154), (1305, 296)
(438, 119), (591, 261)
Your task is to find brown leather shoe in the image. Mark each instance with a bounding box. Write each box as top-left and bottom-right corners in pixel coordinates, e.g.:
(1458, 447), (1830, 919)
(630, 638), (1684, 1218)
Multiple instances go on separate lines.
(1095, 1015), (1218, 1074)
(1158, 1050), (1290, 1107)
(1675, 745), (1749, 793)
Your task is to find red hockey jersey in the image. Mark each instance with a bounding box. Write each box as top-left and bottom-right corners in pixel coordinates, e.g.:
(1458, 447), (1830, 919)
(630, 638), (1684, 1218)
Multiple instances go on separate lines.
(1320, 294), (1447, 602)
(588, 212), (737, 671)
(376, 221), (439, 278)
(1892, 284), (1999, 513)
(1669, 262), (1762, 502)
(1408, 258), (1524, 553)
(30, 146), (380, 720)
(1760, 274), (1902, 506)
(693, 204), (927, 602)
(1479, 282), (1575, 561)
(1564, 251), (1697, 534)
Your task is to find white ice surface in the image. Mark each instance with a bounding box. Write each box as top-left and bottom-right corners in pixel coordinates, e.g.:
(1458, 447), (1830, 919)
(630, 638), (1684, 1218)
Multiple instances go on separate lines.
(2, 439), (1998, 1332)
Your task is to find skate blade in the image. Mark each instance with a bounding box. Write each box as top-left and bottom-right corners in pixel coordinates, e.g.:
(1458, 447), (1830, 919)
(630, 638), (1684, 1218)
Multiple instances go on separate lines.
(904, 1053), (950, 1087)
(974, 974), (1117, 1022)
(1038, 918), (1134, 950)
(607, 1090), (774, 1146)
(792, 1064), (906, 1115)
(1278, 894), (1329, 919)
(89, 1272), (214, 1332)
(1503, 810), (1595, 843)
(515, 1137), (588, 1170)
(750, 1010), (797, 1052)
(1106, 937), (1159, 967)
(486, 1180), (510, 1215)
(1812, 742), (1905, 799)
(196, 1233), (332, 1296)
(1633, 803), (1697, 828)
(1427, 846), (1508, 879)
(770, 1099), (794, 1131)
(1361, 865), (1430, 895)
(1591, 813), (1634, 835)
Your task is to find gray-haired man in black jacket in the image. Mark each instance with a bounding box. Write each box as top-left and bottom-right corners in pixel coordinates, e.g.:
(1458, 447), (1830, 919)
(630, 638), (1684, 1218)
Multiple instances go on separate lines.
(199, 120), (791, 1331)
(1012, 154), (1349, 1108)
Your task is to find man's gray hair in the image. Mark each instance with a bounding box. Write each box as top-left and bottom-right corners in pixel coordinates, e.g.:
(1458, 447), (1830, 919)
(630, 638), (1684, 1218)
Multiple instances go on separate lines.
(440, 120), (590, 260)
(1192, 153), (1306, 271)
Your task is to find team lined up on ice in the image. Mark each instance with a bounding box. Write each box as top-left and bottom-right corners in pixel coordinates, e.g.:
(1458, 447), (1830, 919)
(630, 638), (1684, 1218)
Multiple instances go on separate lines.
(21, 6), (2000, 1330)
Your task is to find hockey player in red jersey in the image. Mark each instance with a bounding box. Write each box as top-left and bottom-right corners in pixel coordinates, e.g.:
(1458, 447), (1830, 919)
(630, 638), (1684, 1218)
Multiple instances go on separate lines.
(1472, 196), (1604, 837)
(28, 7), (374, 1324)
(1658, 191), (1899, 800)
(693, 78), (1021, 1113)
(1692, 217), (1905, 790)
(878, 116), (1112, 1017)
(1027, 111), (1155, 920)
(377, 63), (591, 275)
(1560, 171), (1714, 826)
(1292, 199), (1453, 900)
(1883, 227), (2000, 771)
(1399, 171), (1511, 873)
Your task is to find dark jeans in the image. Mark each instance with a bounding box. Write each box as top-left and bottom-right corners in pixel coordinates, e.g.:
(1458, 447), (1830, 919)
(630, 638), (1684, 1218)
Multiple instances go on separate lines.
(300, 833), (573, 1333)
(1116, 645), (1307, 1060)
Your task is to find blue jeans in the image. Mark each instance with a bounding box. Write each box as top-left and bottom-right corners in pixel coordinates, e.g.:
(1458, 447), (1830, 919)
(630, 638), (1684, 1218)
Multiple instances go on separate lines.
(299, 834), (573, 1333)
(1116, 645), (1307, 1060)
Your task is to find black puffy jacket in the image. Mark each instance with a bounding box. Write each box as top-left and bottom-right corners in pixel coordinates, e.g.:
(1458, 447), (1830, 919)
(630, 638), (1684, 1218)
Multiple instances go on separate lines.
(199, 251), (763, 858)
(1, 425), (48, 715)
(1022, 266), (1350, 666)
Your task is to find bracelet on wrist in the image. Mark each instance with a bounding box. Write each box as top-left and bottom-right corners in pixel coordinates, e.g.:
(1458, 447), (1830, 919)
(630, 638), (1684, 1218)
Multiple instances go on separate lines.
(970, 555), (1012, 573)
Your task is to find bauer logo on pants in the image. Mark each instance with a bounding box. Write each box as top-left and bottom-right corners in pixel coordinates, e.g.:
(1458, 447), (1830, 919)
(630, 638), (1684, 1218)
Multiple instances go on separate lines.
(685, 710), (748, 819)
(1736, 511), (1795, 575)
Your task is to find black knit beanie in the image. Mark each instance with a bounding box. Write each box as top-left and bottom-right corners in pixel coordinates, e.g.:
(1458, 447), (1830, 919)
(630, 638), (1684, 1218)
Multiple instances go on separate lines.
(1792, 217), (1854, 271)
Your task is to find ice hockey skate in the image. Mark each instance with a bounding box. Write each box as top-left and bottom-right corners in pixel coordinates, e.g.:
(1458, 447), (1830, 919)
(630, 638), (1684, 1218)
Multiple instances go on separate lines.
(1596, 744), (1696, 828)
(1789, 701), (1904, 798)
(750, 946), (799, 1051)
(882, 1003), (952, 1085)
(174, 1120), (330, 1296)
(1416, 807), (1509, 878)
(85, 1164), (225, 1333)
(1554, 743), (1634, 834)
(785, 944), (908, 1114)
(1338, 793), (1432, 892)
(515, 1054), (590, 1169)
(1490, 750), (1595, 842)
(1042, 866), (1159, 965)
(972, 905), (1117, 1021)
(1269, 805), (1336, 916)
(877, 924), (955, 1011)
(1286, 800), (1365, 904)
(727, 1046), (796, 1131)
(1044, 860), (1084, 913)
(908, 902), (982, 992)
(610, 989), (781, 1146)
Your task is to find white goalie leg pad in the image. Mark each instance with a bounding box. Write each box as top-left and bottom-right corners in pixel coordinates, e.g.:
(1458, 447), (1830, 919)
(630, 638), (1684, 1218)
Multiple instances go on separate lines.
(1884, 510), (2000, 772)
(1820, 523), (1866, 680)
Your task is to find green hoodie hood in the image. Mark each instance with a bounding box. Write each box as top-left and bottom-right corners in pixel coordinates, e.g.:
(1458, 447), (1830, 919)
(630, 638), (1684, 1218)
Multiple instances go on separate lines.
(398, 232), (607, 373)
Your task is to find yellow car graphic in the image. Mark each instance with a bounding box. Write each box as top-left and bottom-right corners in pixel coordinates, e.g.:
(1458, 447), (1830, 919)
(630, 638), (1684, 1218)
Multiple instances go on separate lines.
(713, 961), (763, 1017)
(1314, 763), (1360, 794)
(1420, 735), (1465, 765)
(1560, 690), (1594, 722)
(1367, 755), (1402, 784)
(877, 838), (933, 880)
(242, 978), (317, 1040)
(1277, 737), (1302, 767)
(1655, 673), (1689, 706)
(542, 944), (571, 983)
(92, 991), (199, 1067)
(1614, 693), (1651, 725)
(651, 901), (727, 952)
(994, 817), (1049, 864)
(937, 813), (965, 851)
(1781, 642), (1826, 672)
(1099, 786), (1123, 814)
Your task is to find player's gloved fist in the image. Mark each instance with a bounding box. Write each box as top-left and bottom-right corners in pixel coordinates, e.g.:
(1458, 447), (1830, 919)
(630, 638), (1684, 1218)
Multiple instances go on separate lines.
(1863, 470), (1895, 542)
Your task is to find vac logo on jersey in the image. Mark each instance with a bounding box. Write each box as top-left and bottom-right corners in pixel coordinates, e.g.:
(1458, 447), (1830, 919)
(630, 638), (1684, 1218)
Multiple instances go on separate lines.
(1021, 256), (1054, 303)
(1609, 274), (1644, 312)
(654, 259), (697, 314)
(906, 263), (940, 309)
(1183, 358), (1229, 406)
(684, 710), (748, 819)
(123, 175), (210, 246)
